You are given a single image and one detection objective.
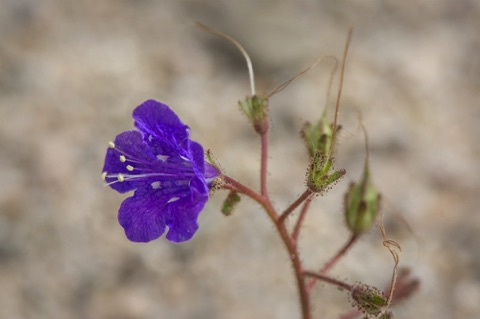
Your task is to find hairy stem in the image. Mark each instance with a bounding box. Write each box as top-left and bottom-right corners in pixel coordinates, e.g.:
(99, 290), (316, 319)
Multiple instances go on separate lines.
(223, 175), (267, 207)
(292, 194), (314, 244)
(260, 132), (269, 196)
(279, 190), (313, 223)
(276, 219), (311, 319)
(304, 271), (352, 291)
(307, 234), (358, 292)
(222, 175), (311, 319)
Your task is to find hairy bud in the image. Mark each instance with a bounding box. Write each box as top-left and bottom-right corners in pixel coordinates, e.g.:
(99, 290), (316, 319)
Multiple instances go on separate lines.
(303, 110), (345, 193)
(351, 284), (387, 316)
(306, 152), (345, 193)
(301, 110), (334, 159)
(344, 159), (380, 235)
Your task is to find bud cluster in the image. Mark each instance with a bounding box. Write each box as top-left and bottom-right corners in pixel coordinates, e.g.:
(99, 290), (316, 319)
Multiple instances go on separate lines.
(302, 111), (345, 193)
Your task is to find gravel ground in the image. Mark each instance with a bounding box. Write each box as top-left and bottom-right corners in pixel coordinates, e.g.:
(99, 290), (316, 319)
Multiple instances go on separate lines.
(1, 1), (479, 319)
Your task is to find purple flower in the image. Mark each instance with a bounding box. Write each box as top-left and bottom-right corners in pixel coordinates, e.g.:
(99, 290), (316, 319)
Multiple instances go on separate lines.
(102, 100), (220, 243)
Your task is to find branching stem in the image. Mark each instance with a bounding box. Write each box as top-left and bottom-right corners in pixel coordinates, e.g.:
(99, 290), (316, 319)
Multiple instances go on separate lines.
(307, 234), (358, 292)
(292, 194), (314, 244)
(222, 174), (311, 319)
(304, 271), (352, 291)
(279, 190), (313, 223)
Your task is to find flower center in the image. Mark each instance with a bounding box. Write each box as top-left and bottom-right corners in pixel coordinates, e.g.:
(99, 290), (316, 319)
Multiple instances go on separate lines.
(102, 141), (196, 187)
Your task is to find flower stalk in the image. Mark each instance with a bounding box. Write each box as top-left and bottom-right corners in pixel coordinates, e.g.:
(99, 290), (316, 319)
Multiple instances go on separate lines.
(101, 25), (418, 319)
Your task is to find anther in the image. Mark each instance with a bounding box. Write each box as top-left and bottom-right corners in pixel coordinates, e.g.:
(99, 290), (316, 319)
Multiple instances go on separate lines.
(126, 165), (134, 171)
(117, 174), (125, 182)
(120, 155), (126, 162)
(101, 172), (107, 180)
(157, 154), (169, 162)
(167, 197), (180, 203)
(108, 141), (115, 148)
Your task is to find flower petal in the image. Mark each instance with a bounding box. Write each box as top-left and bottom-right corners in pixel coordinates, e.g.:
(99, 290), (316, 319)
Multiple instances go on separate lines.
(118, 188), (169, 242)
(189, 140), (206, 175)
(133, 100), (190, 157)
(164, 177), (209, 242)
(204, 162), (220, 183)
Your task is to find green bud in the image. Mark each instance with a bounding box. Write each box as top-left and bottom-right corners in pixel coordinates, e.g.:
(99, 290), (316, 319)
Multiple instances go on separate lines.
(303, 109), (344, 193)
(344, 161), (380, 235)
(238, 95), (269, 134)
(221, 191), (241, 216)
(301, 110), (333, 158)
(306, 152), (345, 193)
(351, 284), (387, 316)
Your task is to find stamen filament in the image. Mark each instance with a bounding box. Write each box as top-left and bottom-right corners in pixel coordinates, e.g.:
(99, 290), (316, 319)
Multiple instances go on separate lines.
(109, 145), (194, 174)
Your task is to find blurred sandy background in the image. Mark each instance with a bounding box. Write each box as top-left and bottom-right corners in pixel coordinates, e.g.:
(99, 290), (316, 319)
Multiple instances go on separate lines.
(1, 0), (479, 318)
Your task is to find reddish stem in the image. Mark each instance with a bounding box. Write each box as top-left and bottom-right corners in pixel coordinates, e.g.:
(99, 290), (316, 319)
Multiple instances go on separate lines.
(223, 175), (268, 208)
(292, 194), (314, 244)
(307, 234), (358, 292)
(260, 132), (269, 196)
(304, 271), (352, 291)
(276, 219), (311, 319)
(279, 190), (312, 223)
(222, 175), (311, 319)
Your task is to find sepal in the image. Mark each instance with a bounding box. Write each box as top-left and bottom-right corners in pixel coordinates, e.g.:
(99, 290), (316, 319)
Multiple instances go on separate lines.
(239, 95), (269, 134)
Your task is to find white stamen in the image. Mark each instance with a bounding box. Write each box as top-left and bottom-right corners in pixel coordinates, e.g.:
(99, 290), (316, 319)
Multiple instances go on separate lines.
(108, 141), (115, 148)
(101, 172), (107, 180)
(157, 154), (169, 162)
(151, 181), (161, 189)
(126, 165), (134, 171)
(167, 197), (180, 203)
(120, 155), (126, 162)
(104, 171), (192, 187)
(179, 155), (190, 162)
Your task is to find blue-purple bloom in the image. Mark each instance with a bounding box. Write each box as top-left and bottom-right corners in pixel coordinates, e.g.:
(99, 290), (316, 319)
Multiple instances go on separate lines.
(102, 100), (220, 243)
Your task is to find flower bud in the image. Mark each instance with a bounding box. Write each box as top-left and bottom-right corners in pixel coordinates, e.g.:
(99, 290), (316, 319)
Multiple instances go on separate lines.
(239, 95), (269, 134)
(344, 161), (380, 235)
(221, 191), (241, 216)
(303, 110), (345, 193)
(351, 284), (387, 316)
(301, 110), (334, 158)
(306, 152), (346, 193)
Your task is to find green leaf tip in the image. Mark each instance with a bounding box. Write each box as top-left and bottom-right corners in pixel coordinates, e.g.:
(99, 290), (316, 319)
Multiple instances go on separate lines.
(221, 191), (241, 216)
